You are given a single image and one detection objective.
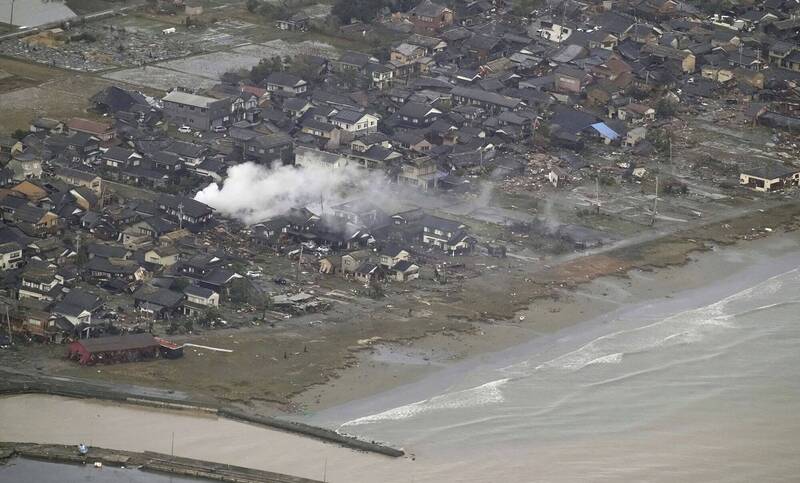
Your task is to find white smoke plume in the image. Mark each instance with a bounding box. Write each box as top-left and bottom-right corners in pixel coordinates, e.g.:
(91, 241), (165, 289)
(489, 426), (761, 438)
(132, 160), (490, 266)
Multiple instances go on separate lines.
(194, 162), (387, 224)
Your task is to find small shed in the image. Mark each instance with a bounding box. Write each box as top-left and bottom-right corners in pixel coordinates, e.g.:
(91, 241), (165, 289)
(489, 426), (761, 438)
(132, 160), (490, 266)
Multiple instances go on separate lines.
(67, 334), (159, 365)
(739, 164), (800, 192)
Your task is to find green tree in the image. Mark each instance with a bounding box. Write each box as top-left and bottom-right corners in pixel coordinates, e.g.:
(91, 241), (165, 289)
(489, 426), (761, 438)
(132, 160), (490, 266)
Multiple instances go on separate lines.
(246, 0), (260, 12)
(200, 308), (221, 327)
(166, 321), (180, 335)
(286, 55), (322, 82)
(511, 0), (543, 17)
(649, 128), (671, 154)
(250, 56), (283, 83)
(368, 278), (384, 298)
(656, 98), (677, 119)
(172, 277), (190, 292)
(11, 129), (27, 140)
(74, 243), (89, 266)
(332, 0), (387, 23)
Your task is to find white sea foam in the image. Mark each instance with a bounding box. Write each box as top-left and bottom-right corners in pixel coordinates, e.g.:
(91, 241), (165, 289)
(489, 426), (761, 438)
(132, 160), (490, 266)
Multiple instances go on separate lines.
(340, 379), (509, 427)
(531, 268), (800, 375)
(584, 352), (624, 366)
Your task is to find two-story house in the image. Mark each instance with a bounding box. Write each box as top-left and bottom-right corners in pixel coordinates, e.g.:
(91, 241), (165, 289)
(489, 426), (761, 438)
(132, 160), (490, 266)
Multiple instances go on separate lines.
(421, 215), (475, 254)
(67, 117), (115, 142)
(330, 110), (380, 136)
(162, 90), (236, 131)
(331, 199), (385, 227)
(144, 246), (180, 268)
(265, 72), (308, 95)
(156, 194), (213, 229)
(391, 43), (427, 65)
(182, 285), (219, 317)
(366, 63), (394, 90)
(378, 243), (411, 268)
(18, 261), (62, 301)
(397, 157), (442, 190)
(408, 0), (454, 34)
(0, 242), (23, 270)
(51, 289), (102, 327)
(243, 133), (295, 166)
(99, 146), (141, 172)
(396, 102), (441, 127)
(451, 87), (523, 113)
(54, 167), (103, 197)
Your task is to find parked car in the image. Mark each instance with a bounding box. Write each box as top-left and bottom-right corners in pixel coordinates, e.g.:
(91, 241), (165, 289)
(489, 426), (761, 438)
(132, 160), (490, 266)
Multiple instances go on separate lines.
(212, 125), (227, 133)
(177, 125), (192, 134)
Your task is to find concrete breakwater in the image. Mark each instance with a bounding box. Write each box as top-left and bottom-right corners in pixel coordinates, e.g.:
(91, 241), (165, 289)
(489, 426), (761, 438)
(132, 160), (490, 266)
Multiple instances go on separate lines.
(0, 442), (322, 483)
(219, 409), (405, 458)
(0, 371), (404, 458)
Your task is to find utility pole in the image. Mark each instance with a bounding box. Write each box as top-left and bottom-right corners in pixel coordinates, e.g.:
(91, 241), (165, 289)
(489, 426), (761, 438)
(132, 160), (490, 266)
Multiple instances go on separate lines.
(650, 175), (659, 226)
(5, 305), (12, 345)
(594, 176), (601, 213)
(9, 0), (15, 26)
(739, 43), (743, 68)
(177, 202), (184, 230)
(296, 245), (303, 283)
(530, 117), (540, 147)
(668, 134), (672, 165)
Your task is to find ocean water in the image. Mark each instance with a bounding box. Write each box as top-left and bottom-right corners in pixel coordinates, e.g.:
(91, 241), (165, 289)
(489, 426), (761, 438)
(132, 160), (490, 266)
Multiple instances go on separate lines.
(1, 240), (799, 482)
(309, 245), (800, 481)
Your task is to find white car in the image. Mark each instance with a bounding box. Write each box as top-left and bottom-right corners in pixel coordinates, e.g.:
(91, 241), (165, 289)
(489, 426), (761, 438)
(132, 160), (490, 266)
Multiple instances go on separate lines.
(177, 125), (192, 134)
(212, 125), (227, 133)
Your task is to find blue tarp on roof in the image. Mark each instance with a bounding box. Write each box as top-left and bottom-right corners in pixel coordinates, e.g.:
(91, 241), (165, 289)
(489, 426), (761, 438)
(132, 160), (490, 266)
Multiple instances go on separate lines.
(590, 122), (620, 140)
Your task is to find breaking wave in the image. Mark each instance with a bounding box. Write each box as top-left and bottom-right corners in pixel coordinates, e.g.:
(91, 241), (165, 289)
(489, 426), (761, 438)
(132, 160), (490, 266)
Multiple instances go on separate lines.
(340, 379), (509, 427)
(504, 267), (798, 375)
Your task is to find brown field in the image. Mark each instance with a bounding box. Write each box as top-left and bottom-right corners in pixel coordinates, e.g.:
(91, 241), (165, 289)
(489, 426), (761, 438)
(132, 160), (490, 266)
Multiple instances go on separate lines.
(0, 56), (161, 134)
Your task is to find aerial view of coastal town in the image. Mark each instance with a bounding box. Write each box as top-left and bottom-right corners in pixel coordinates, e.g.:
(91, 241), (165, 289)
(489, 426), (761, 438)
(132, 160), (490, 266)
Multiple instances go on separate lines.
(0, 0), (798, 481)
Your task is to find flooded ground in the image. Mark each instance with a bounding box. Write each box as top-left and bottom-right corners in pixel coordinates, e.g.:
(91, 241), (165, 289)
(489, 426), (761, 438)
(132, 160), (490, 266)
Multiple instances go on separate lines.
(0, 457), (201, 482)
(0, 0), (76, 27)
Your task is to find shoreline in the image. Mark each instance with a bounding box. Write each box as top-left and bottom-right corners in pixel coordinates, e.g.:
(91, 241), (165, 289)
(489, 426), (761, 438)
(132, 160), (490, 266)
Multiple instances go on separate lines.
(0, 202), (797, 428)
(290, 202), (800, 415)
(293, 212), (800, 416)
(2, 228), (799, 482)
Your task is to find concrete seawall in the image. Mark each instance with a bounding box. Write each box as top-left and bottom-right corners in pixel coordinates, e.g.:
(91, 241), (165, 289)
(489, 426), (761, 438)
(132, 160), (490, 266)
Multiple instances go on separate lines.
(219, 408), (405, 458)
(0, 372), (404, 458)
(0, 442), (322, 483)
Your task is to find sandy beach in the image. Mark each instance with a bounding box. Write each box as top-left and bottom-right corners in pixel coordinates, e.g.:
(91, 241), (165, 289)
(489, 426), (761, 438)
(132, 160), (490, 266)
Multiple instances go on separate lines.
(293, 226), (800, 414)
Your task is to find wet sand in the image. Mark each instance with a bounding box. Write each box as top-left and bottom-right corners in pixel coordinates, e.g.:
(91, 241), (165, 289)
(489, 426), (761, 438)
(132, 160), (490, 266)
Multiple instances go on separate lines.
(294, 231), (800, 413)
